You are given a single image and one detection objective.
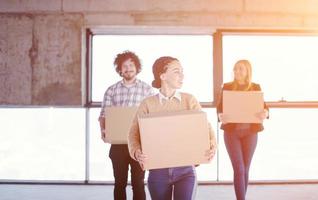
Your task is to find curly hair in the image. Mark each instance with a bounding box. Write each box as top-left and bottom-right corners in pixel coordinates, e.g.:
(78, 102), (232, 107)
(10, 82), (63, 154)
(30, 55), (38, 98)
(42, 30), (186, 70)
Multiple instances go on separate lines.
(114, 51), (142, 76)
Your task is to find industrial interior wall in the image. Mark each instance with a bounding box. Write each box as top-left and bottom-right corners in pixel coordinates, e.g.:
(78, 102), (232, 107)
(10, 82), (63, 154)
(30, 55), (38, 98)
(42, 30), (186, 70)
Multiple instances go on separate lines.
(0, 0), (318, 105)
(0, 14), (83, 105)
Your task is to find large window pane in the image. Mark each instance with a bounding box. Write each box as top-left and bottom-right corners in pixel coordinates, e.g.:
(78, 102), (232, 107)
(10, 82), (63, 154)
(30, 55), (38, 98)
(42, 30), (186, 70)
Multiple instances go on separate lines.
(219, 109), (318, 180)
(88, 108), (113, 181)
(197, 108), (218, 181)
(0, 108), (85, 180)
(89, 108), (218, 182)
(223, 35), (318, 101)
(92, 35), (213, 103)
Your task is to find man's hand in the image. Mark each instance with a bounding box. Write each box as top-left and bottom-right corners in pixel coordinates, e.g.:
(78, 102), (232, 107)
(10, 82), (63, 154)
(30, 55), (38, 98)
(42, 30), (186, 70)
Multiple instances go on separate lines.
(101, 129), (109, 143)
(99, 116), (108, 143)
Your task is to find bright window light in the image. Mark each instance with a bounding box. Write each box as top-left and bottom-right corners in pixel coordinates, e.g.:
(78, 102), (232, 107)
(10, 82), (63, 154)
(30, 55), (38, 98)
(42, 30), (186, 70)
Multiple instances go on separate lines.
(223, 35), (318, 102)
(0, 108), (85, 180)
(92, 35), (213, 103)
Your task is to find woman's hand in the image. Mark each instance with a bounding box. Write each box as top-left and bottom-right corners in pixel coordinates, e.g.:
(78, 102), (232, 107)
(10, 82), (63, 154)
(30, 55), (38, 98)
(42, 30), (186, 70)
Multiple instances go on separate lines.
(218, 113), (229, 124)
(255, 109), (268, 121)
(134, 149), (147, 170)
(205, 146), (216, 162)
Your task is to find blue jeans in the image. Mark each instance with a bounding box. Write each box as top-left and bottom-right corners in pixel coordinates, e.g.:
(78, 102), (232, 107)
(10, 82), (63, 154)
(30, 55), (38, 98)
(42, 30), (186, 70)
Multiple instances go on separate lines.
(147, 166), (196, 200)
(224, 130), (258, 200)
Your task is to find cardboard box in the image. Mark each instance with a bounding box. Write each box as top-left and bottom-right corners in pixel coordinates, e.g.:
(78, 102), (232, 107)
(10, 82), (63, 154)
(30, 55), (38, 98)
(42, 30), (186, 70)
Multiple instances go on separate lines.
(105, 107), (138, 144)
(138, 110), (210, 170)
(223, 91), (264, 123)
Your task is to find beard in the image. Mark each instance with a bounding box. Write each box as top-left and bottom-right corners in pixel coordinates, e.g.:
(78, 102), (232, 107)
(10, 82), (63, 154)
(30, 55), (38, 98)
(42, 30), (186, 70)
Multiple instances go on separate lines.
(122, 71), (137, 81)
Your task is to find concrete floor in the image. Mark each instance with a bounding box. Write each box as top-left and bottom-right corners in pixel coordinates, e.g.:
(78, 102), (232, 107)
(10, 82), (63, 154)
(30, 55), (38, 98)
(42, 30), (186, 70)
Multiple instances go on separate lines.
(0, 183), (318, 200)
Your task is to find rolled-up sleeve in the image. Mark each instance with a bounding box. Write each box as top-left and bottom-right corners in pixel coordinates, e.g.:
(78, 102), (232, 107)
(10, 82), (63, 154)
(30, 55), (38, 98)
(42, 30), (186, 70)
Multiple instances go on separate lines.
(188, 94), (217, 150)
(99, 87), (113, 118)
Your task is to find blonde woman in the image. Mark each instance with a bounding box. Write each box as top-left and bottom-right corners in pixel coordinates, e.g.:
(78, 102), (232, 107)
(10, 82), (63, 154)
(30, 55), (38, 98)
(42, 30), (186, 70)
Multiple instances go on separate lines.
(128, 56), (216, 200)
(217, 60), (269, 200)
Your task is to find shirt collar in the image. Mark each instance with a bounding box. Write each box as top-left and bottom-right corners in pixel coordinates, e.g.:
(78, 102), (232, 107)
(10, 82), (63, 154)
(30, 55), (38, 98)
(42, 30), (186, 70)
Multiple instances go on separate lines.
(158, 91), (182, 104)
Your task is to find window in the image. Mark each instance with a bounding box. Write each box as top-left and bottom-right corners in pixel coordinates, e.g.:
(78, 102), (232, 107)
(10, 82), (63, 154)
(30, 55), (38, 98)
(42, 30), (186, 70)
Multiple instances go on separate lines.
(91, 35), (213, 103)
(219, 108), (318, 180)
(0, 108), (85, 180)
(89, 34), (214, 181)
(3, 30), (317, 183)
(223, 34), (318, 102)
(89, 107), (218, 182)
(220, 32), (318, 180)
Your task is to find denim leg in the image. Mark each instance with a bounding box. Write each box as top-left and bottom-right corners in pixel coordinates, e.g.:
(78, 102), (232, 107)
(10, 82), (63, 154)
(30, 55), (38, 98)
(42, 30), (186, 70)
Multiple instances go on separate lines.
(241, 133), (258, 194)
(224, 132), (246, 200)
(109, 145), (129, 200)
(173, 166), (197, 200)
(148, 169), (172, 200)
(148, 166), (196, 200)
(130, 156), (146, 200)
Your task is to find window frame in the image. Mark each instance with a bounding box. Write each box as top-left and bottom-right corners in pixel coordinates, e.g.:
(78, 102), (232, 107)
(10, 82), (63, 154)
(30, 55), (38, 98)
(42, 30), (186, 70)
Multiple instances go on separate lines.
(80, 27), (318, 184)
(2, 28), (318, 184)
(85, 26), (216, 108)
(215, 29), (318, 108)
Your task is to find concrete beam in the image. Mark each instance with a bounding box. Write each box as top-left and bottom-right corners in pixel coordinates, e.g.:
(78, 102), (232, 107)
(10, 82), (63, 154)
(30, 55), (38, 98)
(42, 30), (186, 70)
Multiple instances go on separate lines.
(63, 0), (242, 12)
(0, 0), (62, 13)
(246, 0), (318, 15)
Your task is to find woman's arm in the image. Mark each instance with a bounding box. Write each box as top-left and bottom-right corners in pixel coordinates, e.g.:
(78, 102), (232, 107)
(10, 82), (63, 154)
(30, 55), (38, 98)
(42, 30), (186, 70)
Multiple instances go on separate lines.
(188, 94), (217, 158)
(128, 100), (148, 161)
(217, 86), (231, 123)
(254, 83), (269, 119)
(216, 88), (223, 115)
(207, 122), (217, 161)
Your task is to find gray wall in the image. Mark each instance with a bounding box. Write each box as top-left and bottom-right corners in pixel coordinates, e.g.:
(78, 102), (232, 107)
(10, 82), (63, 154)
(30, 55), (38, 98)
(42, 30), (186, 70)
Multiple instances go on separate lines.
(1, 0), (318, 105)
(0, 14), (82, 105)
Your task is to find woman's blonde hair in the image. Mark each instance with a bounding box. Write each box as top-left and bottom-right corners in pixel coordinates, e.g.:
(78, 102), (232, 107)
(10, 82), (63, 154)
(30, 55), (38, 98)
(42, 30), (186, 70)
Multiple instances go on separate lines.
(232, 59), (252, 91)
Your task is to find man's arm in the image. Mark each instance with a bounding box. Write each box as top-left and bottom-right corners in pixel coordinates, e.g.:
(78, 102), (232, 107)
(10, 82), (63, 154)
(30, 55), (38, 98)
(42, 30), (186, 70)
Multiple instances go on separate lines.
(98, 116), (107, 143)
(99, 86), (113, 143)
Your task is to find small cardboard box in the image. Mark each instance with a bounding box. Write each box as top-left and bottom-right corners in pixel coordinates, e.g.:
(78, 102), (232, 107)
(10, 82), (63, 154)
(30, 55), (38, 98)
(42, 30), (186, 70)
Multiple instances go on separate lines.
(138, 110), (210, 170)
(105, 107), (138, 144)
(223, 91), (264, 123)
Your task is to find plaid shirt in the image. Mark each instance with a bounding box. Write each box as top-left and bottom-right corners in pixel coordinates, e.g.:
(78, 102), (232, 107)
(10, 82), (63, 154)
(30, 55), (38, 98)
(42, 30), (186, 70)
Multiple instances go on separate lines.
(100, 79), (154, 118)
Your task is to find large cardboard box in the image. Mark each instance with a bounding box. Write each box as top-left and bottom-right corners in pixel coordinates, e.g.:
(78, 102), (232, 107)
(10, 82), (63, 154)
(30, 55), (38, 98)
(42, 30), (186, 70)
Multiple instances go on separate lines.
(223, 91), (264, 123)
(138, 110), (211, 170)
(105, 107), (138, 144)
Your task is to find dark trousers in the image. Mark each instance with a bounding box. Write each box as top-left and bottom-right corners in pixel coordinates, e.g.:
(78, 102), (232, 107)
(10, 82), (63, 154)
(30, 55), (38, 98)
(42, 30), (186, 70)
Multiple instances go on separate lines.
(224, 130), (258, 200)
(109, 144), (146, 200)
